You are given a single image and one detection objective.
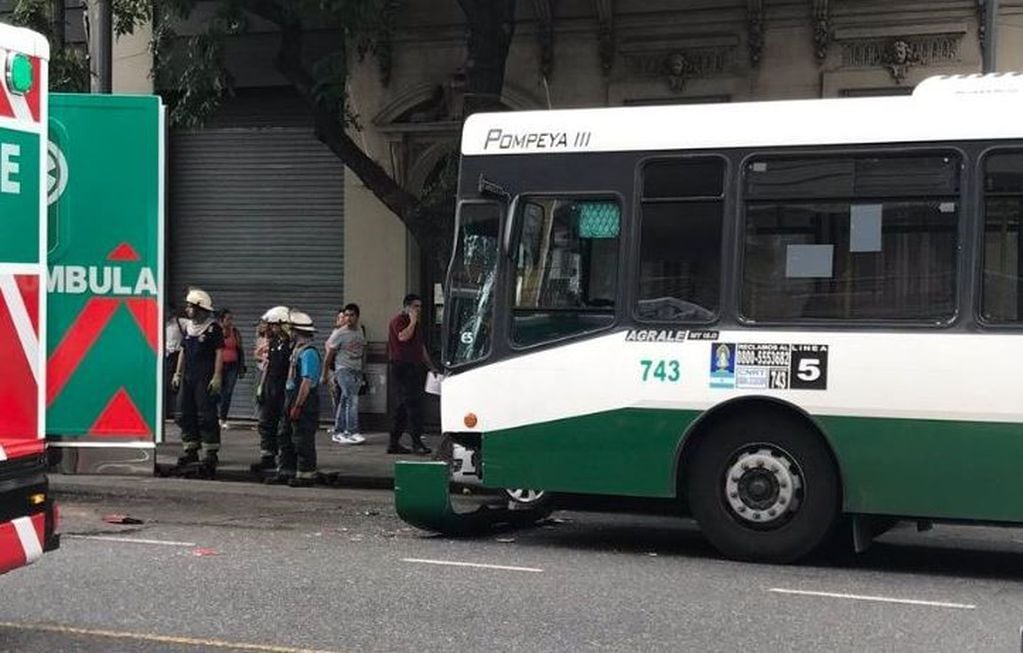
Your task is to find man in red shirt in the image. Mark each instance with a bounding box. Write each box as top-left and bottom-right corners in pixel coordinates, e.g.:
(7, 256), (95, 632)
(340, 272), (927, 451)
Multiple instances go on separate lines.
(387, 294), (435, 454)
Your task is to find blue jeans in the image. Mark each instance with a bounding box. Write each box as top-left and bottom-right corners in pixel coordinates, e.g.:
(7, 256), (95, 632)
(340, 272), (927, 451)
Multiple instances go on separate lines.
(219, 362), (240, 421)
(333, 368), (362, 434)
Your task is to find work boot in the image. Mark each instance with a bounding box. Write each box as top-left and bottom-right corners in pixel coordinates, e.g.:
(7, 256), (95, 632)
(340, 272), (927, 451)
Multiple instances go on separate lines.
(264, 473), (293, 485)
(176, 450), (199, 466)
(249, 456), (275, 473)
(386, 441), (412, 455)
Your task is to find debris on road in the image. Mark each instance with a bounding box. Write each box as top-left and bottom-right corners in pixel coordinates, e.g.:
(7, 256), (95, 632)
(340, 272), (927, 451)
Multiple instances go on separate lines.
(102, 514), (144, 525)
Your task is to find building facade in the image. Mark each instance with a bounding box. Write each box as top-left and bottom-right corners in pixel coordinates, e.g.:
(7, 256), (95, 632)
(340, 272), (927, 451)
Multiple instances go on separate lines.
(7, 0), (1023, 419)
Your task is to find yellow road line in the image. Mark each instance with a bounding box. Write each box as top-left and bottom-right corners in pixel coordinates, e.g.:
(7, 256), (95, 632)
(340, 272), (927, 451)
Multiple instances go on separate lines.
(0, 621), (346, 653)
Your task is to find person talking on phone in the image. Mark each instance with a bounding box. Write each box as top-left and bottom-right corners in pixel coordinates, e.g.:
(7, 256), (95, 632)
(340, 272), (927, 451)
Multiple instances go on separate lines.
(386, 294), (435, 455)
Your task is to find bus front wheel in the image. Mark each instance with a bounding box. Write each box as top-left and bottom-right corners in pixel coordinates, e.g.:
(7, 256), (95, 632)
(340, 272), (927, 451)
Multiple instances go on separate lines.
(685, 412), (839, 563)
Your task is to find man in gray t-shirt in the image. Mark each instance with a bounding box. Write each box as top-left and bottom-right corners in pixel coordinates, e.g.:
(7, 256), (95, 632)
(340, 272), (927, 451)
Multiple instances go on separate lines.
(323, 303), (367, 444)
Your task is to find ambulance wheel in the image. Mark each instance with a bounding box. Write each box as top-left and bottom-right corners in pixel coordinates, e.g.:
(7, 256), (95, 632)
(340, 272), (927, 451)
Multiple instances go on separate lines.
(685, 411), (839, 563)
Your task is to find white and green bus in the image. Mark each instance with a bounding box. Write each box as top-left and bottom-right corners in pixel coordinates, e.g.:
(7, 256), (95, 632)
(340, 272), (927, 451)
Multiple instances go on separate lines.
(395, 73), (1023, 562)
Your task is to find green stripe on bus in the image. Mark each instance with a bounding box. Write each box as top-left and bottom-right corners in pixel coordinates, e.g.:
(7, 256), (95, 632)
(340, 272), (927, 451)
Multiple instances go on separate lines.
(482, 408), (1023, 523)
(483, 408), (701, 498)
(821, 414), (1023, 522)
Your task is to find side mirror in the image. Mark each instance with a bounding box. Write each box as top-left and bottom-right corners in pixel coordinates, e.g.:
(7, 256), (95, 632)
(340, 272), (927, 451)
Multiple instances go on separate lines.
(503, 195), (521, 258)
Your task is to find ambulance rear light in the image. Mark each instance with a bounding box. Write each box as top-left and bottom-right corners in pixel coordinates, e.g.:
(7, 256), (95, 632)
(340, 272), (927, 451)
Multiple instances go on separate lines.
(5, 52), (33, 95)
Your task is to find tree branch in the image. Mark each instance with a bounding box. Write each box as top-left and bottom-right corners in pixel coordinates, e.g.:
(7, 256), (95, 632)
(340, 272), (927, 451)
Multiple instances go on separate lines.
(237, 0), (427, 242)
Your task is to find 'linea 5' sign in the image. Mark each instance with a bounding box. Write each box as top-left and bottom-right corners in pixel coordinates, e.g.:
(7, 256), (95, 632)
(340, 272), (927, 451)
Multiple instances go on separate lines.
(48, 264), (157, 295)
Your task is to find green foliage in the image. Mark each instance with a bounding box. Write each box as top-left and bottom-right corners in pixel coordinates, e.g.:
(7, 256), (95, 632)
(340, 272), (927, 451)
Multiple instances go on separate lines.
(148, 0), (390, 129)
(9, 0), (89, 91)
(50, 47), (90, 91)
(152, 0), (236, 128)
(8, 0), (394, 134)
(10, 0), (50, 35)
(112, 0), (152, 36)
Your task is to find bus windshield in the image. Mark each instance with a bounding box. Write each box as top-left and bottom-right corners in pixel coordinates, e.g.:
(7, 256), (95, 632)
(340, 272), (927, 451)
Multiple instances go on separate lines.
(445, 202), (501, 367)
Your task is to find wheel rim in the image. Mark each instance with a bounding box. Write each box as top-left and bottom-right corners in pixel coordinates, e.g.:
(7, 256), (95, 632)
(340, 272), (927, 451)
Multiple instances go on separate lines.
(506, 489), (545, 504)
(722, 445), (803, 528)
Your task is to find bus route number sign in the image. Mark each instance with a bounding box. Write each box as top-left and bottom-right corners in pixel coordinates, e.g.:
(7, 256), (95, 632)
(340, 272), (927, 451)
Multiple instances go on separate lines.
(710, 343), (828, 390)
(789, 345), (828, 390)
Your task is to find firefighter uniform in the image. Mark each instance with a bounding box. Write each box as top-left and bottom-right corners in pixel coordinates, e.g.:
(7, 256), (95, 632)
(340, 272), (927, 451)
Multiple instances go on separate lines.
(252, 307), (293, 471)
(175, 289), (224, 466)
(272, 311), (321, 487)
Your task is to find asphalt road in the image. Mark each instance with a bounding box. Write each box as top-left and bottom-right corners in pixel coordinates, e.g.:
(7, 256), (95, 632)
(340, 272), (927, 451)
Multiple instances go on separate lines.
(2, 482), (1023, 652)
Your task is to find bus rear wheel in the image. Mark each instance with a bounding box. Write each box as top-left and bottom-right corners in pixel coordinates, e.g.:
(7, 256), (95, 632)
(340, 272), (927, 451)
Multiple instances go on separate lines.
(685, 412), (839, 563)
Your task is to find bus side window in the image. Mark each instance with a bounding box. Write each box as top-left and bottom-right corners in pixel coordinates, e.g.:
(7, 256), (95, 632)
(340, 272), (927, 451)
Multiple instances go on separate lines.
(741, 153), (959, 322)
(981, 152), (1023, 323)
(511, 197), (620, 347)
(635, 157), (725, 323)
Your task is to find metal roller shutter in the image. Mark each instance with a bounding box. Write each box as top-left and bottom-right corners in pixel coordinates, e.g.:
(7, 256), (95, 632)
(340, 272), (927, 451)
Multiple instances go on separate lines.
(169, 127), (344, 421)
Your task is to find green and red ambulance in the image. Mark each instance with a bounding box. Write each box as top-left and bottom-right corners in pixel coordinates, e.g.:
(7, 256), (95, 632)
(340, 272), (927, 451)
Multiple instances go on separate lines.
(0, 22), (59, 574)
(45, 92), (164, 470)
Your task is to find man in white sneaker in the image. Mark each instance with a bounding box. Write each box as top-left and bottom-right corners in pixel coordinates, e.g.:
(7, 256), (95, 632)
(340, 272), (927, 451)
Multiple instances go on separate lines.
(323, 303), (367, 445)
(323, 308), (345, 437)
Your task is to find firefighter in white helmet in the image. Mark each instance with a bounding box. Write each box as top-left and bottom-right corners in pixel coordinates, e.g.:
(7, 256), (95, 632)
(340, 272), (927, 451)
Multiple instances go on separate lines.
(171, 288), (225, 470)
(250, 306), (292, 473)
(267, 310), (322, 487)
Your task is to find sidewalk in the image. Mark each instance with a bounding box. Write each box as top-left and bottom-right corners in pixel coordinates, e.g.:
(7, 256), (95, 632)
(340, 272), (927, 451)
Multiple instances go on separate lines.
(156, 422), (439, 489)
(51, 422), (440, 495)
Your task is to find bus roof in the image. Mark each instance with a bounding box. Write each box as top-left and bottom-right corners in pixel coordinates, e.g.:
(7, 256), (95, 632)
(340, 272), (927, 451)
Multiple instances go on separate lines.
(0, 22), (50, 60)
(462, 73), (1023, 157)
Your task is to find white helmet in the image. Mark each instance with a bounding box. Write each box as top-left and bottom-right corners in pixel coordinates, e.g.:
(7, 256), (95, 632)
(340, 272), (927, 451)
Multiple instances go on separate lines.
(261, 305), (290, 324)
(289, 310), (316, 333)
(185, 288), (214, 312)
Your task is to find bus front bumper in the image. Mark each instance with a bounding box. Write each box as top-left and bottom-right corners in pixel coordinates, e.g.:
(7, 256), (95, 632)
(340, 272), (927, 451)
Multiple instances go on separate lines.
(394, 461), (538, 535)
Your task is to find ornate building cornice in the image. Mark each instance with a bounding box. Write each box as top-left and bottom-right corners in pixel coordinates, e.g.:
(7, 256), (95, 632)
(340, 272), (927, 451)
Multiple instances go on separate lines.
(620, 38), (737, 93)
(812, 0), (831, 61)
(747, 0), (764, 67)
(976, 0), (987, 50)
(840, 32), (962, 83)
(533, 0), (554, 79)
(594, 0), (615, 76)
(377, 0), (401, 86)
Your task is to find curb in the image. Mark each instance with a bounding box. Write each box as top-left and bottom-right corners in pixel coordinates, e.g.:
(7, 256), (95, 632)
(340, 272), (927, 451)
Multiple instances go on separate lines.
(153, 466), (395, 490)
(49, 470), (394, 502)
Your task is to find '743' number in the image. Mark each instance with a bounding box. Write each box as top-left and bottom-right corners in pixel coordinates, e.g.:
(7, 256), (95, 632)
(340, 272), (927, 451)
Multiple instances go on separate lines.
(640, 359), (681, 383)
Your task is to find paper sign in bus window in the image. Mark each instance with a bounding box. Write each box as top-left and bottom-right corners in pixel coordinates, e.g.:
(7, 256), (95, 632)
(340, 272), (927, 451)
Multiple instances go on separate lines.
(785, 244), (833, 278)
(850, 203), (882, 252)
